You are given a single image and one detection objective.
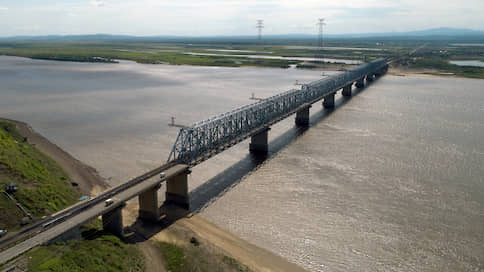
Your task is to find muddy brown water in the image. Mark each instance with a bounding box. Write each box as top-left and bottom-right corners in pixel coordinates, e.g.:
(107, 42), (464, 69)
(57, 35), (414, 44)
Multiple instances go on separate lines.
(1, 56), (483, 271)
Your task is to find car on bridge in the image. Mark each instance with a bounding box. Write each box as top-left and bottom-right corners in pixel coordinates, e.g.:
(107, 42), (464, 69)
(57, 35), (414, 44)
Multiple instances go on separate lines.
(104, 198), (115, 206)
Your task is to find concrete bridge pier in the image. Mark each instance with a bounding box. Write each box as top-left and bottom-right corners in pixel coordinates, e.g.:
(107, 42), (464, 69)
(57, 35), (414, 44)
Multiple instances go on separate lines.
(165, 169), (191, 210)
(342, 85), (352, 97)
(295, 105), (311, 127)
(102, 203), (125, 237)
(138, 183), (162, 222)
(355, 78), (365, 88)
(323, 93), (335, 108)
(249, 128), (270, 154)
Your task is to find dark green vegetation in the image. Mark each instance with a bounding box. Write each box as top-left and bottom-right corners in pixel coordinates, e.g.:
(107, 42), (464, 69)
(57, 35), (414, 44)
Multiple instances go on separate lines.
(0, 42), (298, 68)
(158, 241), (251, 272)
(0, 121), (79, 230)
(393, 44), (484, 78)
(27, 233), (144, 272)
(0, 35), (483, 77)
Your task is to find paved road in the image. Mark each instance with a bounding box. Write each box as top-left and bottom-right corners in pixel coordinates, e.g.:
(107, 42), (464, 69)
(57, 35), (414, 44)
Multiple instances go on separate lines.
(0, 164), (188, 265)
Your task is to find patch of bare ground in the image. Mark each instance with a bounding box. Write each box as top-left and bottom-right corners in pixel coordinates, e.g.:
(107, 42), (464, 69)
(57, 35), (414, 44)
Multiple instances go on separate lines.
(388, 67), (457, 78)
(137, 240), (167, 272)
(122, 202), (308, 272)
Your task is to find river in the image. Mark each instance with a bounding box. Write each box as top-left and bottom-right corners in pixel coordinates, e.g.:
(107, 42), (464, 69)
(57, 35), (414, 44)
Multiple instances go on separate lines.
(0, 56), (483, 271)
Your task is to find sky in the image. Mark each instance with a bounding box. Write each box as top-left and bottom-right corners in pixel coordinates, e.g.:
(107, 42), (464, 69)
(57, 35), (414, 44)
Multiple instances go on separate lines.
(0, 0), (483, 37)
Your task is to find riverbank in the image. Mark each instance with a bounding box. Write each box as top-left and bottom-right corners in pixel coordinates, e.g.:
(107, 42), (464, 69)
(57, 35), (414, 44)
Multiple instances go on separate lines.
(0, 118), (109, 196)
(1, 119), (306, 271)
(387, 66), (479, 78)
(122, 202), (307, 272)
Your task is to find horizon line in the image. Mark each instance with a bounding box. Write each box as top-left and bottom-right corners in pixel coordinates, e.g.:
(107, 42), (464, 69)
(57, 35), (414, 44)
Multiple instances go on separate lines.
(1, 27), (484, 39)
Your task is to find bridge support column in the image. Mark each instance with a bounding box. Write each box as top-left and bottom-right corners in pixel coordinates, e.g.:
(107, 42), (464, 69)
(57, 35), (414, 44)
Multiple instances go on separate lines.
(355, 78), (365, 88)
(102, 203), (125, 237)
(249, 128), (270, 154)
(342, 85), (352, 97)
(295, 105), (311, 127)
(138, 183), (161, 222)
(165, 169), (190, 210)
(323, 93), (335, 108)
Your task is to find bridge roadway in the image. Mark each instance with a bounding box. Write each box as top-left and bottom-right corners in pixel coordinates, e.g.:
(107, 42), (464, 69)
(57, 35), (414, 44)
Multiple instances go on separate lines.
(0, 58), (389, 265)
(0, 164), (188, 264)
(168, 58), (389, 165)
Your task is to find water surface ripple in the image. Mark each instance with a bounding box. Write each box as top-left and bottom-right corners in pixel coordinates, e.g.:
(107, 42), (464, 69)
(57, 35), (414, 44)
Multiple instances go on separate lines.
(0, 56), (483, 271)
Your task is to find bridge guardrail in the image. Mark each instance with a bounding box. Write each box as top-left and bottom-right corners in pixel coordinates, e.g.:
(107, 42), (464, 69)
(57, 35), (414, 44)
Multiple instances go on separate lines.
(168, 58), (388, 165)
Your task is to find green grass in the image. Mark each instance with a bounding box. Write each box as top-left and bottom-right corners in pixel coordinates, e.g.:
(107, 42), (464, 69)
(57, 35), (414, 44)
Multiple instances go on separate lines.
(1, 39), (483, 77)
(27, 234), (144, 272)
(0, 43), (296, 68)
(158, 242), (187, 272)
(0, 121), (79, 229)
(396, 56), (484, 79)
(158, 241), (252, 272)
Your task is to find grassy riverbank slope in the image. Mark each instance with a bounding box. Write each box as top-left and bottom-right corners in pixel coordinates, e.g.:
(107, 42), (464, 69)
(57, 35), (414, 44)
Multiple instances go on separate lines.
(0, 121), (79, 229)
(0, 120), (144, 272)
(26, 233), (144, 272)
(1, 120), (301, 271)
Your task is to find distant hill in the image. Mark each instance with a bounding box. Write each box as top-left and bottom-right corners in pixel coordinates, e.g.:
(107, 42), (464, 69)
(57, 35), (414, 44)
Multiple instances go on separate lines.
(1, 27), (483, 41)
(332, 27), (484, 38)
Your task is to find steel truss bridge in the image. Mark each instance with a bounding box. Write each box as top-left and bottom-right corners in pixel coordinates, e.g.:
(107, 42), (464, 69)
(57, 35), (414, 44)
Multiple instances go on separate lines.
(1, 58), (391, 264)
(169, 58), (389, 165)
(1, 58), (389, 264)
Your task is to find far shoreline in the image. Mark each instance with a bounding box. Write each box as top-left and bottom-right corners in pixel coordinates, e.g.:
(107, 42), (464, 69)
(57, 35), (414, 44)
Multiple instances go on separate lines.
(2, 54), (482, 80)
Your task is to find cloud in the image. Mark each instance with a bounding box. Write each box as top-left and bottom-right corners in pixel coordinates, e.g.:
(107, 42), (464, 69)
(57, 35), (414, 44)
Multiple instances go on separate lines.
(90, 0), (105, 7)
(0, 0), (483, 36)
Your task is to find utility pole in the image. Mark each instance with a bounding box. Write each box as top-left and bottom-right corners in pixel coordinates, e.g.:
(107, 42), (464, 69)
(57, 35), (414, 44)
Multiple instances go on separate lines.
(256, 20), (264, 42)
(317, 18), (326, 50)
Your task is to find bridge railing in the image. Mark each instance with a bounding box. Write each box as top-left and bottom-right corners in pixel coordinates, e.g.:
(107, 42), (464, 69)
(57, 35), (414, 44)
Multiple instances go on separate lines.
(168, 58), (388, 165)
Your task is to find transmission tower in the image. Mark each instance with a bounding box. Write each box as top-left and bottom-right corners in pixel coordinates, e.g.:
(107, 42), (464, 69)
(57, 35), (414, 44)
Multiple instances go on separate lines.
(256, 20), (264, 41)
(317, 18), (326, 48)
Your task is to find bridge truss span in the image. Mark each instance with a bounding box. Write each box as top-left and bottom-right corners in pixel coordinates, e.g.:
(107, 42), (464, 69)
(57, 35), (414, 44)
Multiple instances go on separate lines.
(168, 58), (389, 165)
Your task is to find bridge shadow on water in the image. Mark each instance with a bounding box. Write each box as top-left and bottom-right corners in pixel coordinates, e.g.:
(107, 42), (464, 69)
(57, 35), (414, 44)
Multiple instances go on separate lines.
(189, 80), (375, 214)
(122, 79), (377, 243)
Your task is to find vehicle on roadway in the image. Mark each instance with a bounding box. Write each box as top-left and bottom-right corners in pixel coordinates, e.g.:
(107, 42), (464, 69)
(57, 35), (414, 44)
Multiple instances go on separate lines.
(0, 230), (7, 238)
(104, 198), (114, 206)
(160, 172), (166, 179)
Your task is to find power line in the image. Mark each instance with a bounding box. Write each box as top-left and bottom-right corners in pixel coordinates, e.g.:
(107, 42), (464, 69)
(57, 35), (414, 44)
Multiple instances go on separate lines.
(317, 18), (326, 48)
(256, 19), (264, 41)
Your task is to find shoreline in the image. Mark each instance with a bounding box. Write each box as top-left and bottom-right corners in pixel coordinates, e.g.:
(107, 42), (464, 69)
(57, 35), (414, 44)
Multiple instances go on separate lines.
(387, 67), (477, 79)
(3, 54), (482, 80)
(0, 118), (109, 196)
(122, 202), (308, 272)
(1, 118), (307, 271)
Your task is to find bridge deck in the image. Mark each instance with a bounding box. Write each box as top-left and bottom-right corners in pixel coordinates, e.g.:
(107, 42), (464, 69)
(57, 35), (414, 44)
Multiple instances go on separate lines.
(169, 59), (388, 165)
(0, 164), (188, 265)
